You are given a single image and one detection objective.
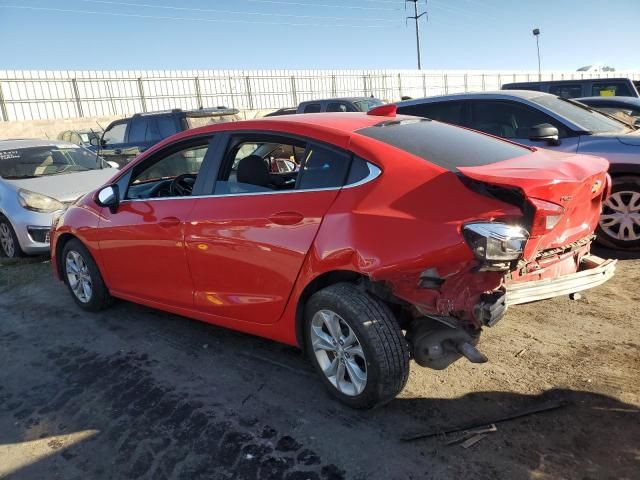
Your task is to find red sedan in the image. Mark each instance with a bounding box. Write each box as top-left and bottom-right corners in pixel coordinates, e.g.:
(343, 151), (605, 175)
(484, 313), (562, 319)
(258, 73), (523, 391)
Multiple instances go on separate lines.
(51, 106), (616, 408)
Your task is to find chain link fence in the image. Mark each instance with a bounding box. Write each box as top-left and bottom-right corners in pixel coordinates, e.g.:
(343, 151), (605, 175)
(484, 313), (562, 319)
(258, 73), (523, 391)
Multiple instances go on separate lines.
(1, 69), (639, 122)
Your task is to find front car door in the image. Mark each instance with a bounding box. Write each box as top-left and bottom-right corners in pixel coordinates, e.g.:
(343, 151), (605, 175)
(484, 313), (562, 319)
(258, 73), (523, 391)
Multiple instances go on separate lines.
(467, 99), (581, 153)
(100, 120), (129, 167)
(185, 132), (353, 324)
(97, 134), (217, 307)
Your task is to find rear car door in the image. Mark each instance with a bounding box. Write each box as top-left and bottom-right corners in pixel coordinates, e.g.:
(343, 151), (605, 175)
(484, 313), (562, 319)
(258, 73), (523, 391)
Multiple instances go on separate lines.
(185, 132), (353, 324)
(467, 100), (580, 152)
(97, 135), (216, 307)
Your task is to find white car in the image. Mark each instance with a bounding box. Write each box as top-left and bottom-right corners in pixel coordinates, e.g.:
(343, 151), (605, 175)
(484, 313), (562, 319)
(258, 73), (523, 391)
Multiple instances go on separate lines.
(0, 139), (118, 257)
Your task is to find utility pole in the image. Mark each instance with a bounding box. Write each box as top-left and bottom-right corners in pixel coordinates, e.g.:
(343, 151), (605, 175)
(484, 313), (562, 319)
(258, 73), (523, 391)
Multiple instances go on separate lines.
(406, 1), (427, 70)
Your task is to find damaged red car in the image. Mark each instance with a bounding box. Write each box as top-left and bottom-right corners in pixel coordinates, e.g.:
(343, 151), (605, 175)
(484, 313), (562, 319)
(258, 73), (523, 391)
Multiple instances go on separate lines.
(51, 106), (616, 408)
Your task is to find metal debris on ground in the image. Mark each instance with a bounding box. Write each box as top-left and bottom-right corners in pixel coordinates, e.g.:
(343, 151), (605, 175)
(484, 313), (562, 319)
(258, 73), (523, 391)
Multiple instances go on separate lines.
(445, 424), (497, 448)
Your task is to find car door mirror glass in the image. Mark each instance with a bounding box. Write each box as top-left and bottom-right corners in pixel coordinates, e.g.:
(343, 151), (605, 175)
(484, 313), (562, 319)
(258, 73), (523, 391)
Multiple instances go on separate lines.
(96, 185), (120, 212)
(529, 123), (560, 146)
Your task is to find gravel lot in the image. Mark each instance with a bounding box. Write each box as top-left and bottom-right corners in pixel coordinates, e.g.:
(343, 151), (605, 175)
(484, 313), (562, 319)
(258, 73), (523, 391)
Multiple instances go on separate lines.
(0, 248), (638, 480)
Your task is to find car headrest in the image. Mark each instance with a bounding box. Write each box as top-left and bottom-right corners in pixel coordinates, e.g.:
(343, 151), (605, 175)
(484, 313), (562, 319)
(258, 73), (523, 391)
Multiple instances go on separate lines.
(237, 155), (270, 187)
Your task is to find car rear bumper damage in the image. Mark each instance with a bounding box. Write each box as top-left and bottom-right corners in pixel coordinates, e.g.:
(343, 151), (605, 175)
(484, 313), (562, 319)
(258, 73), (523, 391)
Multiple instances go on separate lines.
(504, 254), (616, 306)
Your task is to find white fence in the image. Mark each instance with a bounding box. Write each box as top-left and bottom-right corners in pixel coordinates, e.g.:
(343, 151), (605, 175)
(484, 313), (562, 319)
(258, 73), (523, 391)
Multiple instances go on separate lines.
(1, 69), (639, 122)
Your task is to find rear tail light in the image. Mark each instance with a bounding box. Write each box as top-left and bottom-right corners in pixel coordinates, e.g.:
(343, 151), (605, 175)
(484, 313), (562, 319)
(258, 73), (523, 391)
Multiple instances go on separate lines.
(529, 198), (565, 237)
(463, 222), (529, 270)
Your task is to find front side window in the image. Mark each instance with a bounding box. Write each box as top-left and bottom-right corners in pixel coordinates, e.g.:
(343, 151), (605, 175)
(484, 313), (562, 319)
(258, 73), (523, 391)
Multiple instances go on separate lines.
(327, 102), (348, 112)
(469, 100), (566, 138)
(126, 141), (210, 199)
(128, 118), (150, 143)
(0, 145), (105, 179)
(102, 122), (127, 145)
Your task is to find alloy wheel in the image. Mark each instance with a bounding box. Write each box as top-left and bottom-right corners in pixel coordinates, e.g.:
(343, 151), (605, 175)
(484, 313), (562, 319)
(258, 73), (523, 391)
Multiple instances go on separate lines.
(310, 309), (367, 396)
(0, 223), (15, 257)
(65, 250), (93, 303)
(599, 191), (640, 242)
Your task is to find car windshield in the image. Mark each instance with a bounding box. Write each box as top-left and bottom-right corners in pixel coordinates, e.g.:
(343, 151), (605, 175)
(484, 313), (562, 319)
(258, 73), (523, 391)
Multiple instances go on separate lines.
(0, 145), (106, 179)
(532, 95), (629, 134)
(353, 99), (384, 112)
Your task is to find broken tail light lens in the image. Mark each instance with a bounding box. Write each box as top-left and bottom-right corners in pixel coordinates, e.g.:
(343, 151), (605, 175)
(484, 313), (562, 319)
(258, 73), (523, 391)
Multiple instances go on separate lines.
(463, 223), (529, 263)
(529, 198), (565, 237)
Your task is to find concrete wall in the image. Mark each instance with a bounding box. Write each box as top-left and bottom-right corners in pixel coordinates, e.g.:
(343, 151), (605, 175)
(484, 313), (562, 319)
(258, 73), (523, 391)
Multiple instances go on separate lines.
(0, 110), (276, 141)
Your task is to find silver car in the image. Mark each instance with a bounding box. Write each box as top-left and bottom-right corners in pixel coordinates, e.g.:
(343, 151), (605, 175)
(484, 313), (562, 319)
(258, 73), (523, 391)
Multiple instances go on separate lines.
(396, 91), (640, 249)
(0, 139), (117, 257)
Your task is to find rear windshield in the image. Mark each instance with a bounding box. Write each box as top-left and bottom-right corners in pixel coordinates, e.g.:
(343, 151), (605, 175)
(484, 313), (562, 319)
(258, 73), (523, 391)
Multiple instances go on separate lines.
(357, 119), (530, 170)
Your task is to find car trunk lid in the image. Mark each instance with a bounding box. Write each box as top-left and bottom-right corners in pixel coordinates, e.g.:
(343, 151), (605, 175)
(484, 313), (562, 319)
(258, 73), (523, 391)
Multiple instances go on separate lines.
(457, 150), (610, 259)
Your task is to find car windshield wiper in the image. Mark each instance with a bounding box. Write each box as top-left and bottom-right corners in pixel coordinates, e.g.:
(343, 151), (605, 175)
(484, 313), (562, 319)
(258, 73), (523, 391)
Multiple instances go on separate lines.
(2, 174), (39, 179)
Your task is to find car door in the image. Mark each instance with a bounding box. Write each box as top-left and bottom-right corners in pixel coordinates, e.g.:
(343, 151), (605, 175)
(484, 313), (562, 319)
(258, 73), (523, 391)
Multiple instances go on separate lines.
(97, 135), (216, 307)
(184, 132), (352, 324)
(467, 100), (580, 153)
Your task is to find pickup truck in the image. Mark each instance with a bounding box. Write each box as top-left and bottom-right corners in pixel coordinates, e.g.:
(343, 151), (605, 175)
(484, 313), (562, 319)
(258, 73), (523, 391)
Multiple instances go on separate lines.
(265, 97), (384, 117)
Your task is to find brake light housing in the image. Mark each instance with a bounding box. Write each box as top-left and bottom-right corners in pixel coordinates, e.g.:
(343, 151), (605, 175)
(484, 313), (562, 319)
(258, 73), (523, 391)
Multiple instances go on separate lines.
(529, 198), (565, 237)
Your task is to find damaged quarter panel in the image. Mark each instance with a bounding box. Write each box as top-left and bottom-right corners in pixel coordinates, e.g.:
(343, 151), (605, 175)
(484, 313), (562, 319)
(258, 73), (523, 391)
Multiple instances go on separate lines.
(296, 130), (524, 327)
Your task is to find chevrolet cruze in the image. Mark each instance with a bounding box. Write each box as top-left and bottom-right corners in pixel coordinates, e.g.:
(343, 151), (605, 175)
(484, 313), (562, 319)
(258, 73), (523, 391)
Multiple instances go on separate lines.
(51, 107), (615, 408)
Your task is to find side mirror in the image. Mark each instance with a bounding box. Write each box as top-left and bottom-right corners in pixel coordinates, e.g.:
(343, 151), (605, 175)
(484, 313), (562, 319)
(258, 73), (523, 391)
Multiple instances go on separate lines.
(89, 137), (99, 147)
(106, 161), (120, 169)
(95, 184), (120, 213)
(634, 118), (640, 127)
(529, 123), (560, 146)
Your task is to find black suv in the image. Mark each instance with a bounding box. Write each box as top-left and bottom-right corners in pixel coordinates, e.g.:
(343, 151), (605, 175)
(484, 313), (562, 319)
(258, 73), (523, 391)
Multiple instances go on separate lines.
(98, 107), (239, 167)
(502, 78), (639, 99)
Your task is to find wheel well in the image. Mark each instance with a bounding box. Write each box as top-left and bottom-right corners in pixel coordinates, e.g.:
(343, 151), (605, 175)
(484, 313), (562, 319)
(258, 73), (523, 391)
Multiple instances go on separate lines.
(55, 233), (78, 279)
(295, 270), (363, 351)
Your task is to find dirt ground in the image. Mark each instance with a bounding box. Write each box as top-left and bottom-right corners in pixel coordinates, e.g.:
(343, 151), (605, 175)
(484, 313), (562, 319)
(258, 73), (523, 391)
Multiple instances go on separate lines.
(0, 248), (638, 480)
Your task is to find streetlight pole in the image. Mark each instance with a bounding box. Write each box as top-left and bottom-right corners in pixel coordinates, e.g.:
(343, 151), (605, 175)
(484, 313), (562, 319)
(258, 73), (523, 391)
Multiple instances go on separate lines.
(533, 28), (541, 81)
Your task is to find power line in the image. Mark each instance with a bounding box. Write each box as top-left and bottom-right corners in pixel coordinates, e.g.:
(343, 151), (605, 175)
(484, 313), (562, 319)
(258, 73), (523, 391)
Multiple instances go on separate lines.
(245, 0), (401, 11)
(0, 4), (393, 28)
(70, 0), (396, 22)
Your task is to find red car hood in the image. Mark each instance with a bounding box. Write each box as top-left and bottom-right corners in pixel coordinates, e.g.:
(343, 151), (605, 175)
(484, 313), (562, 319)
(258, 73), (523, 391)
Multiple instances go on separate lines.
(458, 150), (610, 258)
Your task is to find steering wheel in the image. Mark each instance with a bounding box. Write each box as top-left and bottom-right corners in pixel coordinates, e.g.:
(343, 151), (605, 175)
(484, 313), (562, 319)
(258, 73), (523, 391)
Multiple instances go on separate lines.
(169, 173), (197, 197)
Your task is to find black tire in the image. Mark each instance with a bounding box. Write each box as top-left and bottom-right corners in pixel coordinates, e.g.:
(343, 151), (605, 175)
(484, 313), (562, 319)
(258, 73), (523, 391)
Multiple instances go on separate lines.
(596, 175), (640, 250)
(61, 238), (112, 312)
(303, 282), (410, 409)
(0, 216), (24, 258)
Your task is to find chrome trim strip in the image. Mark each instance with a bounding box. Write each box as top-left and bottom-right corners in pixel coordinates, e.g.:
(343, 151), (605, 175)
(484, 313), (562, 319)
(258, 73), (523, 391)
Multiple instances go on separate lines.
(505, 256), (616, 306)
(121, 162), (381, 203)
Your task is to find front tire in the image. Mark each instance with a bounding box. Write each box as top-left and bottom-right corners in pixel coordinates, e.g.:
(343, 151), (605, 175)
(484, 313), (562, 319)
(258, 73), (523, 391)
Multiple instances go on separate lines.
(304, 283), (410, 409)
(596, 176), (640, 250)
(0, 217), (24, 258)
(62, 239), (112, 312)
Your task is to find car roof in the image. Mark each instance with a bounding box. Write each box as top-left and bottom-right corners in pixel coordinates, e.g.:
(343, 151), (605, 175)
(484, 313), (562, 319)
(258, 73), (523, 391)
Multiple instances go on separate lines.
(395, 90), (551, 107)
(503, 77), (633, 85)
(0, 138), (78, 151)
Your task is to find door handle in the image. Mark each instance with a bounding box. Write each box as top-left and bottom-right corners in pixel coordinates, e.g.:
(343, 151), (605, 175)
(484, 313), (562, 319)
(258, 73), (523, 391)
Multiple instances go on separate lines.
(269, 211), (304, 225)
(158, 216), (181, 228)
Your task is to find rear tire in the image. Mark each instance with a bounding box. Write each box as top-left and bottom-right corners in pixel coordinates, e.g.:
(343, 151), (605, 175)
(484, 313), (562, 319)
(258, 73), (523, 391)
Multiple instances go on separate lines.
(596, 176), (640, 250)
(62, 239), (112, 312)
(0, 217), (24, 258)
(304, 282), (410, 409)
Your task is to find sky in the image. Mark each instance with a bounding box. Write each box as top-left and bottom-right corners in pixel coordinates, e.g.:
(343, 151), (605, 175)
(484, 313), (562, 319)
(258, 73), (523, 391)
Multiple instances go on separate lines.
(0, 0), (638, 71)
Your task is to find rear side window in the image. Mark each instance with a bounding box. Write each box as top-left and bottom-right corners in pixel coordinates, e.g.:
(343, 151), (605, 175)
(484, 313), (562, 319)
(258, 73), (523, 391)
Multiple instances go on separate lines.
(327, 102), (348, 112)
(357, 119), (530, 171)
(303, 103), (322, 113)
(397, 101), (463, 124)
(549, 84), (582, 98)
(156, 116), (179, 138)
(592, 82), (633, 97)
(297, 144), (351, 190)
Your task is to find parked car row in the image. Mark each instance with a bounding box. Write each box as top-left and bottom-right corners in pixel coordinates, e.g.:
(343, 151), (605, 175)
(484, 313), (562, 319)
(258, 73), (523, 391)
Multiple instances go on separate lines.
(1, 80), (634, 408)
